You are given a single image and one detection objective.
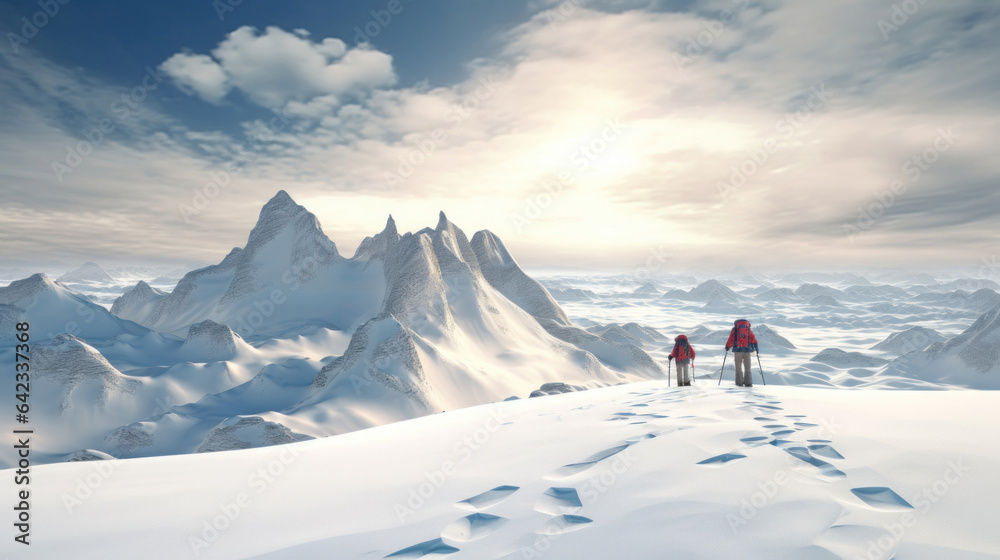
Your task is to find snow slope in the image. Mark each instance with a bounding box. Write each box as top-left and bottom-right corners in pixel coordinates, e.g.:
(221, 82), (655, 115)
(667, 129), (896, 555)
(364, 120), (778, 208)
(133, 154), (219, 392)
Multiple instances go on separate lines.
(5, 382), (997, 559)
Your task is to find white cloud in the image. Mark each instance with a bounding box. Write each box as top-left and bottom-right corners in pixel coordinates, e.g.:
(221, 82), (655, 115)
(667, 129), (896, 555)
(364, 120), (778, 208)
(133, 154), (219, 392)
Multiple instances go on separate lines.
(160, 52), (231, 103)
(160, 26), (395, 111)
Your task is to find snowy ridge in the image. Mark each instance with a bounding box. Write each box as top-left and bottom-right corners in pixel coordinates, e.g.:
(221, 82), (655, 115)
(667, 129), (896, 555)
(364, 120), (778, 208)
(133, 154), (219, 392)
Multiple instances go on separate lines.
(927, 306), (1000, 373)
(0, 273), (148, 342)
(352, 215), (401, 260)
(472, 229), (571, 326)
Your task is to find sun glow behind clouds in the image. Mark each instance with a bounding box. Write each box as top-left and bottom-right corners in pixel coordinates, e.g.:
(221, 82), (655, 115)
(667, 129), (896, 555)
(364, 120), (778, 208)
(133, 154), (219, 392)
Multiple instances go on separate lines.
(1, 1), (999, 268)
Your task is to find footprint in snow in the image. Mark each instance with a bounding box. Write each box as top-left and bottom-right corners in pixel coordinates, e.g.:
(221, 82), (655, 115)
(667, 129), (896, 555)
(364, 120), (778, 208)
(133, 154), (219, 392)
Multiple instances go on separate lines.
(808, 444), (845, 460)
(697, 453), (748, 466)
(534, 487), (583, 515)
(456, 485), (520, 511)
(441, 513), (509, 542)
(850, 487), (914, 511)
(546, 444), (632, 480)
(384, 538), (459, 558)
(625, 432), (658, 444)
(783, 446), (846, 478)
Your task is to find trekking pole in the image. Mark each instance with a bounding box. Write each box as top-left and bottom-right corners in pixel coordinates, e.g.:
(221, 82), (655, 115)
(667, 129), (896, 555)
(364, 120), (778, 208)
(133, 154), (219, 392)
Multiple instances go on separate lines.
(667, 359), (672, 388)
(717, 351), (728, 386)
(692, 362), (696, 384)
(756, 352), (767, 386)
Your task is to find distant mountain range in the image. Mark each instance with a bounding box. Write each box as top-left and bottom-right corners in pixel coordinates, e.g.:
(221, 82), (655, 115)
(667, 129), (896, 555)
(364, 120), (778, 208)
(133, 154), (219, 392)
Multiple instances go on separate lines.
(0, 191), (663, 466)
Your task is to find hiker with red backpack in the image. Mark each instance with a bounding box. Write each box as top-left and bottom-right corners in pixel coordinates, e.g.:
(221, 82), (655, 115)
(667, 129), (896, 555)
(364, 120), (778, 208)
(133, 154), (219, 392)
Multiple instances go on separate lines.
(725, 319), (759, 387)
(668, 334), (695, 386)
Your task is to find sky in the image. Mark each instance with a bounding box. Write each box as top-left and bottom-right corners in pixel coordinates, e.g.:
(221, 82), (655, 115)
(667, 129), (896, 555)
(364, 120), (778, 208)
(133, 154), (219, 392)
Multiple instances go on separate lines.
(1, 0), (999, 272)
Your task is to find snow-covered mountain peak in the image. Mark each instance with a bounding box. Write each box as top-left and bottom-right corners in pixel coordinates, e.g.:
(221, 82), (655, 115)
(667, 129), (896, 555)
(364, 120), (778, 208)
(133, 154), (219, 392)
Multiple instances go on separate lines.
(243, 190), (339, 260)
(429, 212), (479, 267)
(58, 261), (115, 284)
(664, 279), (742, 303)
(259, 189), (296, 214)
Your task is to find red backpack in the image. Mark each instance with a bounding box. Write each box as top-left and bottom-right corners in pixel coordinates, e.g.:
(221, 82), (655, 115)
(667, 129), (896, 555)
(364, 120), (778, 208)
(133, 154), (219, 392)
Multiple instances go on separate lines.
(672, 335), (694, 360)
(734, 320), (752, 348)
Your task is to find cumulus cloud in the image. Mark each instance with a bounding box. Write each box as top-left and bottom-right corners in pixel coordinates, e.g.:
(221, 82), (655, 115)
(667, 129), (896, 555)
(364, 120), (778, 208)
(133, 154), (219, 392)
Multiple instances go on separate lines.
(160, 26), (396, 111)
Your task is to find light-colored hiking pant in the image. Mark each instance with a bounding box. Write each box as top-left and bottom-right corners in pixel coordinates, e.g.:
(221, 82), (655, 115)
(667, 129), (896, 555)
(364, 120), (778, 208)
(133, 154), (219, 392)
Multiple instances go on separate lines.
(734, 352), (753, 386)
(676, 360), (691, 385)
